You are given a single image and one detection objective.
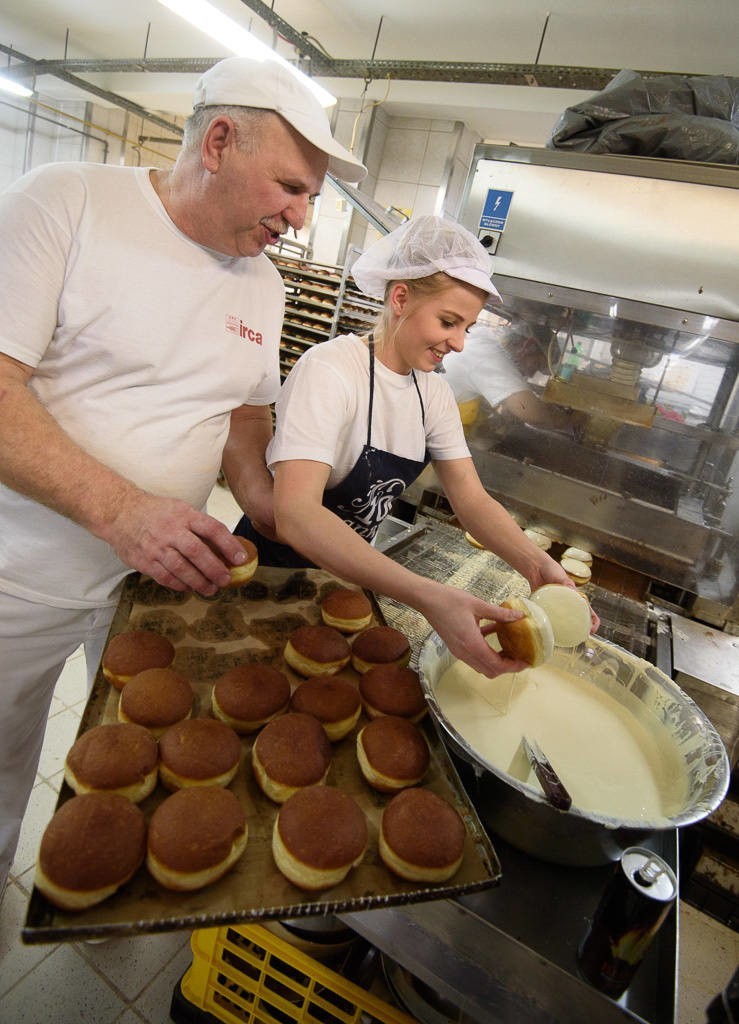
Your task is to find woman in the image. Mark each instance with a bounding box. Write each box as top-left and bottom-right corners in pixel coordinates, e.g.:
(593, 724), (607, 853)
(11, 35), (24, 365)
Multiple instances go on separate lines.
(236, 216), (584, 678)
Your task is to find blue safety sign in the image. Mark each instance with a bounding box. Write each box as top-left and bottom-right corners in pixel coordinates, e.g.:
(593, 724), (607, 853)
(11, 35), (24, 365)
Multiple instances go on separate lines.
(480, 188), (514, 232)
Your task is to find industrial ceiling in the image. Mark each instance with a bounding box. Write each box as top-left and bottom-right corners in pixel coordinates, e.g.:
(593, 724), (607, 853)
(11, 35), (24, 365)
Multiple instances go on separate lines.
(1, 0), (738, 145)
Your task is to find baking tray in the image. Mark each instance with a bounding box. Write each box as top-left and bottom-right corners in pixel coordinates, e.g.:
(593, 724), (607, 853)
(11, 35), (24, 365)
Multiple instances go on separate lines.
(23, 567), (500, 944)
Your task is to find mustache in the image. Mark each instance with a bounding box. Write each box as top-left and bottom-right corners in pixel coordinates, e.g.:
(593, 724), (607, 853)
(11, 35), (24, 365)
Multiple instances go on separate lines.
(261, 218), (289, 236)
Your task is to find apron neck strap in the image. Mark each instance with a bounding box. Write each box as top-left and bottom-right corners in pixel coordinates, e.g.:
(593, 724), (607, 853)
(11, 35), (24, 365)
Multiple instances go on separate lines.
(367, 336), (375, 448)
(366, 334), (425, 441)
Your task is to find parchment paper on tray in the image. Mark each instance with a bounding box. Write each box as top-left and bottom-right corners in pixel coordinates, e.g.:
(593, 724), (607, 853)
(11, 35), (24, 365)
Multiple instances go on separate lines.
(23, 567), (500, 944)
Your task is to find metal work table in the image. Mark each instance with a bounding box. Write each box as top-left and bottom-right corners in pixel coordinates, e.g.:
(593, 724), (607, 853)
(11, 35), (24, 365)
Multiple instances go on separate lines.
(342, 827), (678, 1024)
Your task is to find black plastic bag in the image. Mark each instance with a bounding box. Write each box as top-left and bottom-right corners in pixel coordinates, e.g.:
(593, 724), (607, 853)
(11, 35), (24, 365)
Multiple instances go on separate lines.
(547, 69), (739, 164)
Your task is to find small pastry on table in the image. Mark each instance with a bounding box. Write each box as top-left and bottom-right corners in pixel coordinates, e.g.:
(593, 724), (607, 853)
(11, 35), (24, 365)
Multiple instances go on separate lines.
(35, 792), (146, 911)
(64, 722), (158, 803)
(146, 786), (247, 891)
(350, 626), (411, 675)
(252, 712), (332, 803)
(284, 625), (351, 677)
(272, 785), (367, 891)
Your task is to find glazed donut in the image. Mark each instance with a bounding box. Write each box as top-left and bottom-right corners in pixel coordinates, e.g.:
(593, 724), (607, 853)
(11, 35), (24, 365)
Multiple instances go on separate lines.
(350, 626), (411, 675)
(158, 717), (242, 791)
(284, 625), (351, 677)
(320, 587), (373, 634)
(523, 528), (553, 551)
(379, 787), (466, 883)
(101, 629), (175, 690)
(272, 785), (367, 891)
(64, 722), (158, 803)
(560, 556), (592, 587)
(358, 665), (427, 722)
(35, 792), (146, 911)
(562, 546), (593, 567)
(252, 712), (332, 803)
(356, 716), (430, 792)
(529, 584), (592, 648)
(212, 664), (291, 734)
(495, 596), (554, 667)
(118, 667), (193, 739)
(146, 786), (247, 891)
(289, 676), (361, 742)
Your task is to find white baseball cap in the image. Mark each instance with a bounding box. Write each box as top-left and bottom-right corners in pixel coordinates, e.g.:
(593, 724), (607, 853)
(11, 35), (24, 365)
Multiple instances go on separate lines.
(193, 56), (367, 183)
(352, 215), (501, 301)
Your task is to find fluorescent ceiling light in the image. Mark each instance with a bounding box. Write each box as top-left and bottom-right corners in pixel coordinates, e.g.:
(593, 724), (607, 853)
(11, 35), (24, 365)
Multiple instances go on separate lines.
(0, 73), (33, 99)
(158, 0), (336, 107)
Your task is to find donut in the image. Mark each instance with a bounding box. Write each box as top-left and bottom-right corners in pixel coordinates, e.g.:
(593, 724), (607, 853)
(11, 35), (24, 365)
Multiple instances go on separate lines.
(320, 587), (373, 633)
(529, 584), (592, 648)
(356, 716), (430, 792)
(35, 792), (146, 910)
(64, 722), (158, 803)
(562, 546), (593, 567)
(101, 629), (175, 690)
(358, 665), (427, 722)
(350, 626), (411, 675)
(118, 667), (193, 738)
(146, 786), (247, 891)
(496, 596), (554, 667)
(523, 528), (553, 551)
(252, 712), (332, 803)
(284, 625), (351, 677)
(560, 556), (592, 587)
(158, 717), (242, 791)
(212, 664), (291, 734)
(226, 537), (259, 588)
(379, 787), (466, 883)
(272, 785), (367, 891)
(289, 675), (361, 742)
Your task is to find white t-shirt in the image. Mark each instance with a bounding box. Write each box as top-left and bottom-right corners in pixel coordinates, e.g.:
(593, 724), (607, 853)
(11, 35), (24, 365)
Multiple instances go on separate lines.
(0, 162), (284, 607)
(441, 324), (527, 407)
(267, 334), (469, 487)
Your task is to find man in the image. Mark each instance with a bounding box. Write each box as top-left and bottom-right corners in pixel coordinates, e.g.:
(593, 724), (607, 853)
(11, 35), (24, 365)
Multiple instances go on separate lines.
(0, 55), (366, 899)
(443, 318), (586, 434)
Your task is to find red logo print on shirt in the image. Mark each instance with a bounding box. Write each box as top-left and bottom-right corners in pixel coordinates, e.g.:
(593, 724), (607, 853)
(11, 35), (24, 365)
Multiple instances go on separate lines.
(226, 315), (263, 346)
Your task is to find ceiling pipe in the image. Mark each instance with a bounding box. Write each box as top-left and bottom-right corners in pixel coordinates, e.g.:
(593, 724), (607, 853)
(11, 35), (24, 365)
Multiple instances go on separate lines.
(2, 52), (686, 93)
(0, 44), (184, 136)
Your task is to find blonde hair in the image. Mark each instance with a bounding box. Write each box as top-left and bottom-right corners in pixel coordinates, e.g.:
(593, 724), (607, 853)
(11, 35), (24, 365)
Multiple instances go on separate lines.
(370, 271), (459, 351)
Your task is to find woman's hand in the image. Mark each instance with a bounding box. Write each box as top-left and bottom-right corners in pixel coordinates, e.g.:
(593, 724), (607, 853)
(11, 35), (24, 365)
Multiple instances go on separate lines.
(417, 584), (531, 679)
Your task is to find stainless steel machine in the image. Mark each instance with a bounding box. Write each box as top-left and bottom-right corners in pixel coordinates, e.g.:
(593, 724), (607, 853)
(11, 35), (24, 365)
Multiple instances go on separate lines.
(338, 150), (739, 1023)
(454, 145), (739, 631)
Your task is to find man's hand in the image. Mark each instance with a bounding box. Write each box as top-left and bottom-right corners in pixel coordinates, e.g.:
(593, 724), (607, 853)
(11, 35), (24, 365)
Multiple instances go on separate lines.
(101, 491), (250, 596)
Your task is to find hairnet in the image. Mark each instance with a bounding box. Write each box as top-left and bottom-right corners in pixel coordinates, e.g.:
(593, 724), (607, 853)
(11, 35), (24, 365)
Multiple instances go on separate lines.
(351, 215), (501, 301)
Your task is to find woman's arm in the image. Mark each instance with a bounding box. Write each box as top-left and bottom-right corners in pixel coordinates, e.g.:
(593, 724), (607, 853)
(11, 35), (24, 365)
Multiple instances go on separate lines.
(221, 403), (277, 539)
(434, 457), (600, 628)
(435, 457), (568, 586)
(273, 460), (530, 679)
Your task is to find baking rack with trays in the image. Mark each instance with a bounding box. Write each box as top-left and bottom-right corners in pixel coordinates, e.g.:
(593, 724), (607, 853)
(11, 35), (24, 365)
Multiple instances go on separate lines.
(23, 566), (500, 944)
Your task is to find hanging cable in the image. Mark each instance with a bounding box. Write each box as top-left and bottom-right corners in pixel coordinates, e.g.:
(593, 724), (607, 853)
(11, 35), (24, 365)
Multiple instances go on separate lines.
(349, 16), (390, 154)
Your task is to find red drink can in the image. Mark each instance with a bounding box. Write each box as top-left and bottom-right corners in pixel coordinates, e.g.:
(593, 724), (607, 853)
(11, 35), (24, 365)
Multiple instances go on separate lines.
(577, 846), (677, 999)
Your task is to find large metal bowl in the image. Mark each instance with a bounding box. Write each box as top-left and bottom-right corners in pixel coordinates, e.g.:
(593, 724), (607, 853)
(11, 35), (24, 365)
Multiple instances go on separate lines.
(418, 632), (730, 866)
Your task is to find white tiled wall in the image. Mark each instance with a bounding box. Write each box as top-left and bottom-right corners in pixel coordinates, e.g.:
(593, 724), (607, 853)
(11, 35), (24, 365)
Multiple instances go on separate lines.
(0, 90), (181, 190)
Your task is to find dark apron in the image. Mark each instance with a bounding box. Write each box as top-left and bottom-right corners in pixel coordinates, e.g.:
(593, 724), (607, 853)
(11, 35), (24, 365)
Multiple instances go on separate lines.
(235, 340), (429, 568)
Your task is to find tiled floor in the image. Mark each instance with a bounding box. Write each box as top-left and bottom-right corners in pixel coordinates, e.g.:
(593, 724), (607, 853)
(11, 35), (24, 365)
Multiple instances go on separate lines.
(1, 483), (737, 1023)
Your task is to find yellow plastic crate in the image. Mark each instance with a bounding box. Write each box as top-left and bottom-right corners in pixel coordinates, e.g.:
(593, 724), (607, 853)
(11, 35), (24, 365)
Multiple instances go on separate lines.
(176, 923), (416, 1024)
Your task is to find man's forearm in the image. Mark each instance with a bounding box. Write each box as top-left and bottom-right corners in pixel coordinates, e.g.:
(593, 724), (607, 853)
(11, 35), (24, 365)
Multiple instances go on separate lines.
(0, 371), (140, 535)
